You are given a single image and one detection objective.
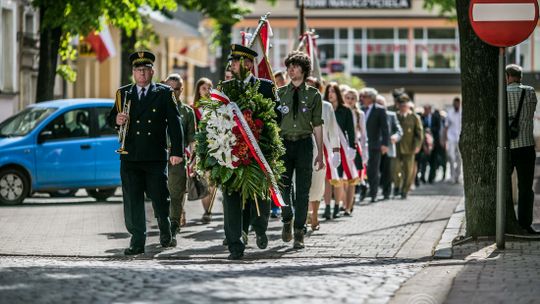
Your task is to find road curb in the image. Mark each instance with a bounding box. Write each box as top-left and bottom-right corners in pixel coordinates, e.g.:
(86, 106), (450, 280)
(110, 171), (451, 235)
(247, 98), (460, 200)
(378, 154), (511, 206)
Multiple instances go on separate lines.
(433, 198), (465, 259)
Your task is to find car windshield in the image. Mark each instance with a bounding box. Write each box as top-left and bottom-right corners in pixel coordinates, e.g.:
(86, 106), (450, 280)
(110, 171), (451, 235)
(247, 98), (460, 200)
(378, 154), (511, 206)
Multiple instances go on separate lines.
(0, 107), (57, 137)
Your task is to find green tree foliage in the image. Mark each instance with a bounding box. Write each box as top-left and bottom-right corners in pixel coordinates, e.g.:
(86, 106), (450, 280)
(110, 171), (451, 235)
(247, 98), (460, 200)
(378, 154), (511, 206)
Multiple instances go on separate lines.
(33, 0), (176, 102)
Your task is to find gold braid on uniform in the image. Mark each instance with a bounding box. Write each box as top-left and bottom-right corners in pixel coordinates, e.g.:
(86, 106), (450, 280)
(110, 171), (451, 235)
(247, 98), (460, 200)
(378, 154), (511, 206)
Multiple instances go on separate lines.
(115, 90), (122, 112)
(171, 91), (178, 105)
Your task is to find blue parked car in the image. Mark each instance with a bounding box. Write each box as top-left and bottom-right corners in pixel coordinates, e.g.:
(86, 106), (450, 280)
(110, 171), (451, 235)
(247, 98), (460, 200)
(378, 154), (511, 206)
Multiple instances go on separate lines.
(0, 99), (121, 204)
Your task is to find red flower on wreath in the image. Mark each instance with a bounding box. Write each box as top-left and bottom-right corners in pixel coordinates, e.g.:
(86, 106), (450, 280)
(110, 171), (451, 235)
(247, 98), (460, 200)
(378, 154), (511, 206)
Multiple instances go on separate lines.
(231, 113), (264, 167)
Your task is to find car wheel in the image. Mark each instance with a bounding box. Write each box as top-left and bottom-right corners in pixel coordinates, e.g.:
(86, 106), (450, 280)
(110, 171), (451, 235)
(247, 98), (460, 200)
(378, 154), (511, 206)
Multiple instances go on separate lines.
(48, 189), (78, 197)
(0, 168), (30, 205)
(87, 187), (117, 201)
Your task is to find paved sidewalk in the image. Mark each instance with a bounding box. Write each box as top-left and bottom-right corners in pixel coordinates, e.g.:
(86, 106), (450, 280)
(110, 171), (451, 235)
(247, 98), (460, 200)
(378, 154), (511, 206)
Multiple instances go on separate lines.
(0, 184), (462, 260)
(391, 157), (540, 304)
(0, 182), (463, 304)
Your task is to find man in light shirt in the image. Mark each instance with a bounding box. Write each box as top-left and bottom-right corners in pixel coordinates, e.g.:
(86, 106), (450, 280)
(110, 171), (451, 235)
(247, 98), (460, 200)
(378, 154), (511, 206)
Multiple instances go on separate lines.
(445, 97), (462, 184)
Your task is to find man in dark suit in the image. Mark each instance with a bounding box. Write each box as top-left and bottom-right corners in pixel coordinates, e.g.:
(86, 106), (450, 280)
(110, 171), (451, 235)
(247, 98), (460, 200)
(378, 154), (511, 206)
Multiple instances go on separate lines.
(360, 88), (390, 202)
(376, 95), (402, 200)
(421, 105), (442, 183)
(219, 44), (277, 260)
(107, 51), (183, 255)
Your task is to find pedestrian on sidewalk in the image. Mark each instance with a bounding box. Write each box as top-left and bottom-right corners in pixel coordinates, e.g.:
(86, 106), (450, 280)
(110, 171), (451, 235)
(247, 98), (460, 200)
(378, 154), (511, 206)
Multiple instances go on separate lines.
(164, 74), (196, 247)
(107, 51), (184, 255)
(192, 77), (215, 225)
(395, 95), (423, 199)
(278, 51), (324, 249)
(306, 76), (340, 229)
(361, 87), (390, 202)
(506, 64), (538, 234)
(219, 44), (277, 259)
(376, 95), (402, 200)
(445, 97), (462, 184)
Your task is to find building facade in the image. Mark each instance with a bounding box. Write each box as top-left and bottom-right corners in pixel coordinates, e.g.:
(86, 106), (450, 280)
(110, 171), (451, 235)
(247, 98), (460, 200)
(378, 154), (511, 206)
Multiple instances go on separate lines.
(0, 0), (39, 122)
(235, 0), (540, 108)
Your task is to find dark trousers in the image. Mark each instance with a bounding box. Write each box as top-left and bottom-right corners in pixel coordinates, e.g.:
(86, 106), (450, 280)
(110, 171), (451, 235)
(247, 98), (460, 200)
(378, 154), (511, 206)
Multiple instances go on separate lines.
(379, 153), (393, 197)
(223, 191), (270, 254)
(281, 137), (313, 229)
(427, 143), (444, 183)
(121, 160), (170, 247)
(367, 149), (382, 199)
(510, 145), (536, 229)
(241, 197), (270, 234)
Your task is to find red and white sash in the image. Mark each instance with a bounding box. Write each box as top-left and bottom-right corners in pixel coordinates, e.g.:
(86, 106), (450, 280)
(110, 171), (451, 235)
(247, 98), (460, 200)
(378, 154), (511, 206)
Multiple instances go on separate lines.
(210, 90), (285, 207)
(338, 129), (359, 181)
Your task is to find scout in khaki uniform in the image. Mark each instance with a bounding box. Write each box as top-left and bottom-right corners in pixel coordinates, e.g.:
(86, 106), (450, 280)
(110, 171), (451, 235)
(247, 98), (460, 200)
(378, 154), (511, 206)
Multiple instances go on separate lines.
(278, 51), (324, 249)
(107, 51), (183, 255)
(164, 74), (196, 247)
(394, 95), (423, 199)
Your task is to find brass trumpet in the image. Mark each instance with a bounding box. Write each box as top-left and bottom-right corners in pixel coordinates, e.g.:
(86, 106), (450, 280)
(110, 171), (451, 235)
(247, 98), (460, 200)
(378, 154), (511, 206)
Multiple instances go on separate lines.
(115, 93), (131, 154)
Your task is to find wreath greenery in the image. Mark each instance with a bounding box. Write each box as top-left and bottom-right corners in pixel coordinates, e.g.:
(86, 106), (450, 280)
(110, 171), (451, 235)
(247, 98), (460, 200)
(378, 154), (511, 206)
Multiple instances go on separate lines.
(194, 69), (285, 201)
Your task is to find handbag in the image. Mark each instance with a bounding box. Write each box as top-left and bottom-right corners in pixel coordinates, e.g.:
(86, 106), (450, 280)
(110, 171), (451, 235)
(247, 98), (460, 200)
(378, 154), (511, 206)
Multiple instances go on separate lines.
(187, 172), (209, 201)
(509, 89), (526, 140)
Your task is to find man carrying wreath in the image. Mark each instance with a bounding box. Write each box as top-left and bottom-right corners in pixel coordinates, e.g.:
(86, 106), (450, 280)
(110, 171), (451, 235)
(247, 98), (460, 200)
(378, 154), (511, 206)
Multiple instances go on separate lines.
(210, 44), (281, 260)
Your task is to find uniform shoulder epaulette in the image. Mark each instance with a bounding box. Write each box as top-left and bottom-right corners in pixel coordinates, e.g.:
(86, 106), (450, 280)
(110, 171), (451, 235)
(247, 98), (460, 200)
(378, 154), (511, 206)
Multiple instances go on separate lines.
(119, 84), (132, 90)
(259, 78), (273, 84)
(155, 82), (171, 91)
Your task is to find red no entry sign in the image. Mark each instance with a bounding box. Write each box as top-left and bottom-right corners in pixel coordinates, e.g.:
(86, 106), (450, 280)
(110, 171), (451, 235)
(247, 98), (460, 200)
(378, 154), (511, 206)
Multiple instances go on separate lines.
(469, 0), (539, 47)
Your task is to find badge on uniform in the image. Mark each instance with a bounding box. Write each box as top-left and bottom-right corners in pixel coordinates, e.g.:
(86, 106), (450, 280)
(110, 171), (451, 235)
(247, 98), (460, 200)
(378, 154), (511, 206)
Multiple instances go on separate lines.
(280, 105), (290, 114)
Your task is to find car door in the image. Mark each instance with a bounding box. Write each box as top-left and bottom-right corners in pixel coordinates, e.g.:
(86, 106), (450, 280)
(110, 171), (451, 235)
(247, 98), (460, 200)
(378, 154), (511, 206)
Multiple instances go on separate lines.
(35, 108), (96, 188)
(92, 106), (121, 185)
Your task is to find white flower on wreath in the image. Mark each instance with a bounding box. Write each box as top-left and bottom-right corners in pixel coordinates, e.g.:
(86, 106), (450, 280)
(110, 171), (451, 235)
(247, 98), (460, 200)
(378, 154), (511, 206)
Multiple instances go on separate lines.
(205, 104), (238, 169)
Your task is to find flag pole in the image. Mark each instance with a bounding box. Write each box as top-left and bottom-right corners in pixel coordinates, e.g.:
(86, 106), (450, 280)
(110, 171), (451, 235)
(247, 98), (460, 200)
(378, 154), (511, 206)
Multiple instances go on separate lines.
(248, 12), (271, 48)
(299, 0), (305, 38)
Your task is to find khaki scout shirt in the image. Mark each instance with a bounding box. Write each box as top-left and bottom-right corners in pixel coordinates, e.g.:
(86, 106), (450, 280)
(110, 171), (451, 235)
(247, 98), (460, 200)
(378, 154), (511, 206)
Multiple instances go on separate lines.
(397, 111), (423, 155)
(277, 82), (323, 138)
(178, 103), (196, 146)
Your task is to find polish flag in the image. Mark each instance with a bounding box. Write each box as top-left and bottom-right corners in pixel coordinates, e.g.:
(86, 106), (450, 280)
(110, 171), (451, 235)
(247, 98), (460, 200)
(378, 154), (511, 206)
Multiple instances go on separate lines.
(245, 20), (274, 82)
(86, 24), (117, 63)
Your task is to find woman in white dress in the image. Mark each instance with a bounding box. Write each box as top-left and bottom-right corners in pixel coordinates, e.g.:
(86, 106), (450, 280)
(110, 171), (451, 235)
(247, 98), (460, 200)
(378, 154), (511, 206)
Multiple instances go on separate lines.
(343, 88), (367, 215)
(306, 77), (340, 230)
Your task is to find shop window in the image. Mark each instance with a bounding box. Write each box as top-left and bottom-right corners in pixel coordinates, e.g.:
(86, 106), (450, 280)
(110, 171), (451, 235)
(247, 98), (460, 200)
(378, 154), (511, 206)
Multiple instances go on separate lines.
(414, 28), (424, 39)
(367, 28), (393, 39)
(317, 29), (335, 40)
(427, 28), (456, 39)
(398, 29), (408, 39)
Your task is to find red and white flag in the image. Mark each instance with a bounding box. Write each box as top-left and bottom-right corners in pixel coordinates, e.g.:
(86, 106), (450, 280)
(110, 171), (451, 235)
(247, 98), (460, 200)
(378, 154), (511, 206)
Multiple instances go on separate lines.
(244, 20), (274, 82)
(86, 23), (117, 63)
(298, 31), (322, 79)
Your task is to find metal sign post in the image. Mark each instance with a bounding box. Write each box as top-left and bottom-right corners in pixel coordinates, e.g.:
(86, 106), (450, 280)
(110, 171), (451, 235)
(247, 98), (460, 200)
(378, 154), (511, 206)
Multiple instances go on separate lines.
(469, 0), (539, 249)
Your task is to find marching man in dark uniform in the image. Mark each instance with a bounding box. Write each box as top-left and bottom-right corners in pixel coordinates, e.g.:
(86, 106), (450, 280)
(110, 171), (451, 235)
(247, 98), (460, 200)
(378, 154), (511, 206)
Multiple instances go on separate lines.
(108, 51), (183, 255)
(278, 51), (324, 249)
(220, 44), (276, 260)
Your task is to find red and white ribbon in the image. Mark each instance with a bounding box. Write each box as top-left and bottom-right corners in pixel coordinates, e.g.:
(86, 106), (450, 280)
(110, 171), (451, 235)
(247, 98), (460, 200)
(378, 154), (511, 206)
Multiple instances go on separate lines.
(210, 90), (286, 207)
(322, 136), (340, 181)
(338, 129), (359, 181)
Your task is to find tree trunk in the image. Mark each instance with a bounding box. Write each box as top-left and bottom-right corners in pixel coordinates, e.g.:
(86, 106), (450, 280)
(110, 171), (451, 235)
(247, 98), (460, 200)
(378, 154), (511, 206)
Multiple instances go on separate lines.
(120, 28), (137, 85)
(217, 23), (232, 81)
(35, 8), (61, 102)
(457, 0), (521, 237)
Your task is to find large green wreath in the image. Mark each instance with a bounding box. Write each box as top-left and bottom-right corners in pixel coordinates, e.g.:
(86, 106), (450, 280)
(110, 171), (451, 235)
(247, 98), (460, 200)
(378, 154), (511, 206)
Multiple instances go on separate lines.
(194, 74), (285, 201)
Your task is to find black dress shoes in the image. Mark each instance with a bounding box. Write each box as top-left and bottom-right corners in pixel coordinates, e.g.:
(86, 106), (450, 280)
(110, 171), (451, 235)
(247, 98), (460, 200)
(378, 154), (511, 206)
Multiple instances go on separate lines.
(256, 233), (268, 249)
(370, 197), (377, 203)
(157, 217), (172, 247)
(525, 227), (540, 235)
(282, 221), (293, 242)
(323, 205), (331, 220)
(227, 251), (244, 260)
(124, 246), (144, 255)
